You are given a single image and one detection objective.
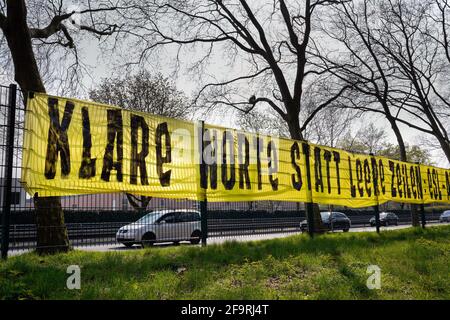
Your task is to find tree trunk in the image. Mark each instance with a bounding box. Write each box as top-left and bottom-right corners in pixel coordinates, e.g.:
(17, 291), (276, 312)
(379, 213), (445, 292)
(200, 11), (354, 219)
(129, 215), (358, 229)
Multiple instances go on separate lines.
(285, 108), (324, 233)
(4, 0), (70, 254)
(34, 195), (70, 255)
(435, 135), (450, 163)
(388, 117), (420, 227)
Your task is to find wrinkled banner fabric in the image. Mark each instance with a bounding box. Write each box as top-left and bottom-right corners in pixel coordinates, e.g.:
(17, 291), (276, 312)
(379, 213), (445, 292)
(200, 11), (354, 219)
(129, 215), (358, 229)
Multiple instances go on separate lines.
(22, 93), (450, 207)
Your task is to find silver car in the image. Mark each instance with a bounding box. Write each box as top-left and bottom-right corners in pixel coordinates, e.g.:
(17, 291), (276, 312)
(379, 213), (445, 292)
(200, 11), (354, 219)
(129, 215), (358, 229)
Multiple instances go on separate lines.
(116, 209), (202, 247)
(439, 210), (450, 223)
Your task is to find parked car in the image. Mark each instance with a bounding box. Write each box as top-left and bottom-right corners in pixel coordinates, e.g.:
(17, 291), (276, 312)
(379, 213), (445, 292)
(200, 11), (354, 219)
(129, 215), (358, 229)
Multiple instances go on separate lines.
(300, 211), (351, 232)
(369, 212), (399, 227)
(439, 210), (450, 223)
(116, 209), (202, 247)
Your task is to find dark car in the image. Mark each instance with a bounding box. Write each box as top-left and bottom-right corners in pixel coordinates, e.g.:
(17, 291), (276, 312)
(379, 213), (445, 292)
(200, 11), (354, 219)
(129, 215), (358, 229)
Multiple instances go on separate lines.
(369, 212), (399, 227)
(300, 211), (351, 233)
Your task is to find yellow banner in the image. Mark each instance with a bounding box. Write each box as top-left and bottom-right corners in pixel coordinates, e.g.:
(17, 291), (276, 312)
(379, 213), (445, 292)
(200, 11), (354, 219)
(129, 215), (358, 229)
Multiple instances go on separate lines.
(22, 93), (450, 207)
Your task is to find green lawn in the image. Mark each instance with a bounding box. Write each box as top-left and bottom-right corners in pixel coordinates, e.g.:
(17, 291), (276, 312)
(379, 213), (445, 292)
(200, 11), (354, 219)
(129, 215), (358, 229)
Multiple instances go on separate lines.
(1, 225), (449, 300)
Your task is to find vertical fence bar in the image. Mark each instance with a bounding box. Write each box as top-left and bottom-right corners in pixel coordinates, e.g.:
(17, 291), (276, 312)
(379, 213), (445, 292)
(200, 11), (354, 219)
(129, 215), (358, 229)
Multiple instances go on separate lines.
(374, 203), (381, 234)
(1, 84), (17, 260)
(302, 142), (315, 238)
(370, 153), (381, 234)
(199, 121), (208, 246)
(420, 203), (426, 229)
(200, 199), (208, 246)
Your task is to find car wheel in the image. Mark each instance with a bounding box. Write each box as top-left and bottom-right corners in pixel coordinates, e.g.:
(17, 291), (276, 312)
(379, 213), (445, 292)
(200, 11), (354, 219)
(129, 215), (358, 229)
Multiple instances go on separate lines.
(142, 232), (156, 248)
(385, 220), (389, 227)
(190, 230), (201, 244)
(343, 227), (350, 232)
(123, 243), (133, 248)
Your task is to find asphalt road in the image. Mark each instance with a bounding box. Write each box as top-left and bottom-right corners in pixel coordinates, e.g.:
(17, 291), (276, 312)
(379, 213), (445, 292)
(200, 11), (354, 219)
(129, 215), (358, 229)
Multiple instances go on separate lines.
(7, 221), (449, 256)
(74, 221), (448, 253)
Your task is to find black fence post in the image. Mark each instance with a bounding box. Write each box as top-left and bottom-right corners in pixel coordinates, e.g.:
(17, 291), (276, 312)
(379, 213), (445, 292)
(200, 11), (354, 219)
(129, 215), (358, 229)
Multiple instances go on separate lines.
(1, 84), (17, 260)
(370, 153), (381, 234)
(420, 203), (426, 229)
(200, 199), (208, 246)
(374, 203), (381, 234)
(199, 121), (208, 246)
(302, 142), (315, 238)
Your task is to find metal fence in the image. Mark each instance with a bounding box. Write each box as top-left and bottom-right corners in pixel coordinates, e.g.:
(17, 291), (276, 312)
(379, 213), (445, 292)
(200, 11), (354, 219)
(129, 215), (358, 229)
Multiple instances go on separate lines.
(0, 84), (449, 257)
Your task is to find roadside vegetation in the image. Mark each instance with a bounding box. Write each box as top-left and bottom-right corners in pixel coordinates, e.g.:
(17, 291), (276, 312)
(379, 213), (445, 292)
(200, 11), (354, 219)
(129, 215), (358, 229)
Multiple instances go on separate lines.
(0, 225), (449, 300)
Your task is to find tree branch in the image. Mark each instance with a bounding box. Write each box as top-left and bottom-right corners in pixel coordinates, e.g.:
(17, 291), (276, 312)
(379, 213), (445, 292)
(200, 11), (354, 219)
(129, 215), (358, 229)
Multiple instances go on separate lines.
(0, 12), (6, 30)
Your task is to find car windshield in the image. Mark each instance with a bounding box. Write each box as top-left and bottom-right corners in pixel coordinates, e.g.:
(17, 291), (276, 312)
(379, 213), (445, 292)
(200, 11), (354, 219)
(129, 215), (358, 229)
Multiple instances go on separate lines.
(135, 211), (168, 224)
(380, 212), (388, 218)
(444, 211), (450, 216)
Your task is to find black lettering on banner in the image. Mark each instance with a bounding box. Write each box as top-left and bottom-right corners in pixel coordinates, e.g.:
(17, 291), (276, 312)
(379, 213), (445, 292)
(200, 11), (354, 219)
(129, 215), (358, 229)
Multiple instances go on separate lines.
(156, 122), (172, 187)
(410, 166), (417, 199)
(364, 159), (372, 197)
(303, 143), (312, 191)
(101, 109), (123, 182)
(356, 159), (364, 197)
(333, 151), (341, 194)
(415, 166), (423, 199)
(396, 163), (403, 198)
(254, 136), (263, 190)
(349, 157), (356, 198)
(45, 98), (74, 179)
(268, 140), (279, 191)
(437, 170), (443, 200)
(371, 158), (378, 196)
(433, 169), (442, 200)
(446, 171), (450, 200)
(379, 159), (386, 195)
(221, 131), (235, 190)
(200, 128), (218, 189)
(389, 161), (396, 197)
(427, 168), (434, 199)
(291, 142), (303, 191)
(427, 168), (442, 200)
(403, 164), (411, 199)
(238, 133), (251, 190)
(130, 114), (149, 185)
(314, 147), (324, 193)
(79, 107), (96, 179)
(324, 150), (332, 194)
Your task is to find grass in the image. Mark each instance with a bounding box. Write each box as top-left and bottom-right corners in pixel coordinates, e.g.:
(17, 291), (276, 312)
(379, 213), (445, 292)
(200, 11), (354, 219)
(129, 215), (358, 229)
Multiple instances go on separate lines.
(0, 225), (449, 300)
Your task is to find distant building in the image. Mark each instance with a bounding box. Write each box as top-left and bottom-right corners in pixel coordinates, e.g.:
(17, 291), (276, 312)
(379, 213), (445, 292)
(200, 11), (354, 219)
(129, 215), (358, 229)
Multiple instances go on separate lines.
(0, 178), (29, 210)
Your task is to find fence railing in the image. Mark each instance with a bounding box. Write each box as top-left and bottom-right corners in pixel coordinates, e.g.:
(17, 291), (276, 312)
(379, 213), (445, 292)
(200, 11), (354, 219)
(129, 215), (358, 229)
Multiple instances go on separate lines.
(1, 83), (449, 257)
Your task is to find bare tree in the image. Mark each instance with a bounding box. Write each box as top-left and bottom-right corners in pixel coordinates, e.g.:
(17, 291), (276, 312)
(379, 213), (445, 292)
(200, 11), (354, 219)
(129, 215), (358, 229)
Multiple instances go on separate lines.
(0, 0), (136, 254)
(89, 70), (191, 211)
(236, 108), (289, 137)
(338, 122), (433, 164)
(122, 0), (359, 231)
(317, 0), (411, 162)
(372, 0), (450, 162)
(90, 71), (191, 119)
(322, 0), (449, 226)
